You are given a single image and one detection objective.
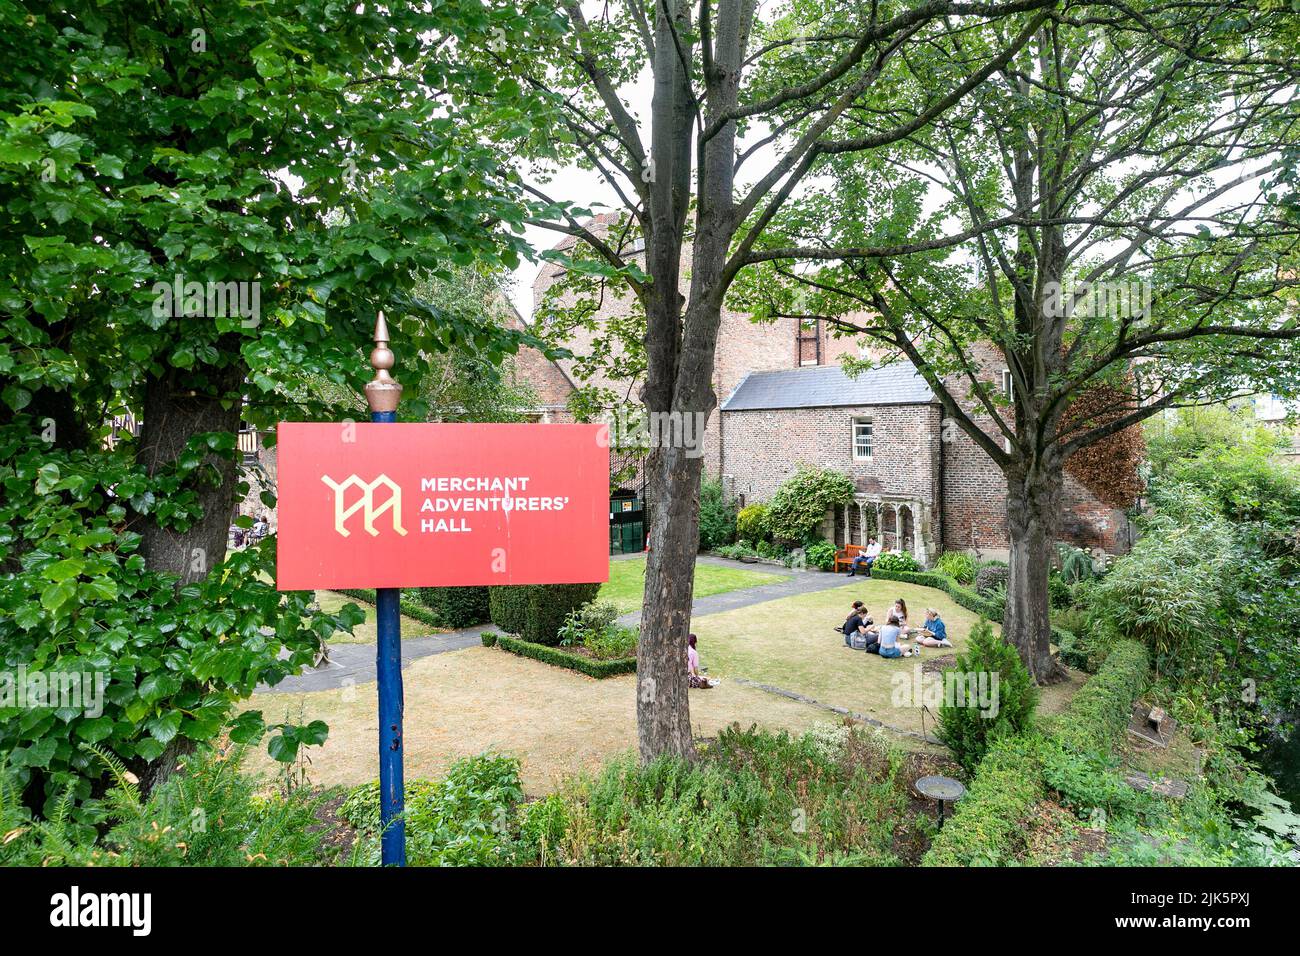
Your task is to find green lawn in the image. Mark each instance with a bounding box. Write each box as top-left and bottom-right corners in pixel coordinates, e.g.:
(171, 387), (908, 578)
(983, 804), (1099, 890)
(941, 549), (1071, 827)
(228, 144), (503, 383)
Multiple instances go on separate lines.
(690, 578), (1085, 739)
(599, 556), (788, 614)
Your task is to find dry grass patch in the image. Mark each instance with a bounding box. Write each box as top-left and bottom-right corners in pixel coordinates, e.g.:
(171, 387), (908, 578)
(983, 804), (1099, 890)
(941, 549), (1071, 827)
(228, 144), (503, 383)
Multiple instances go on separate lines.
(243, 645), (827, 794)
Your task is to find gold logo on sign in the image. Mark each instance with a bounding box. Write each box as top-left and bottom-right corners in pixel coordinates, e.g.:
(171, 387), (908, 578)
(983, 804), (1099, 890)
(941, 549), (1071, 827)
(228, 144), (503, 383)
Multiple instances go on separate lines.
(320, 474), (407, 537)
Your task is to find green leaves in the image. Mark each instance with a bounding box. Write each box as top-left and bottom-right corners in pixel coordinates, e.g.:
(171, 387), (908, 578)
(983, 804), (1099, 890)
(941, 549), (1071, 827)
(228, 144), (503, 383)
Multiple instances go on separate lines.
(0, 0), (569, 820)
(266, 720), (329, 763)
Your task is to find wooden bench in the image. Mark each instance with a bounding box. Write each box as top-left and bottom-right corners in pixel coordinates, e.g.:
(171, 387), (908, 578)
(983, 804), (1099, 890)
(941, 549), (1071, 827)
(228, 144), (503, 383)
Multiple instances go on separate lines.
(833, 544), (864, 573)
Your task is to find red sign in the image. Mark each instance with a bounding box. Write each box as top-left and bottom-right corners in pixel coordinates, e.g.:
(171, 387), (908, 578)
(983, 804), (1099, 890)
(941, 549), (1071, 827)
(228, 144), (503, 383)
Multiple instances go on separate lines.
(275, 423), (610, 590)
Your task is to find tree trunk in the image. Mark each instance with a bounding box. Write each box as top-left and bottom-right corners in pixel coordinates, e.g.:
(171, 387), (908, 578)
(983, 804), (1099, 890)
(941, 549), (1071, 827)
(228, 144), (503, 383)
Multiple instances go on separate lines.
(136, 363), (244, 585)
(636, 443), (701, 762)
(1002, 464), (1066, 684)
(132, 358), (245, 792)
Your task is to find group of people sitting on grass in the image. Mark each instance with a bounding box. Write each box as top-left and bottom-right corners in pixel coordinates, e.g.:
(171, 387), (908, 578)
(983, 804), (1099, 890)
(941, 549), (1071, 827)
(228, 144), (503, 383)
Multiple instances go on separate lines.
(838, 598), (952, 658)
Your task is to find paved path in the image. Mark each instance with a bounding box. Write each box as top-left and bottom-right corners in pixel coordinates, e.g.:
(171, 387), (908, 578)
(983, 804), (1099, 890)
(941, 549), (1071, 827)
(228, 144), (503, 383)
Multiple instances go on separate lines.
(255, 626), (489, 695)
(614, 554), (851, 626)
(259, 556), (859, 694)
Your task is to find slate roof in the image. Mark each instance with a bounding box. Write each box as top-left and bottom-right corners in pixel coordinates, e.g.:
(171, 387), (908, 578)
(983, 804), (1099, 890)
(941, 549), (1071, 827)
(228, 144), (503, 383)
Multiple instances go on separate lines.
(720, 363), (935, 411)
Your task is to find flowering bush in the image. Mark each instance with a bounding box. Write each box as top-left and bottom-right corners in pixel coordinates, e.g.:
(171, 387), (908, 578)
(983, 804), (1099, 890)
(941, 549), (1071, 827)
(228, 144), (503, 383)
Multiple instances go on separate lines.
(872, 551), (919, 573)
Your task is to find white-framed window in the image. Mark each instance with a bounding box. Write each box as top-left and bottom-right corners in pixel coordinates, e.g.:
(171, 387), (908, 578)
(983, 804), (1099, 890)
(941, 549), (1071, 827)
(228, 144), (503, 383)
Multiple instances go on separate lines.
(853, 418), (874, 460)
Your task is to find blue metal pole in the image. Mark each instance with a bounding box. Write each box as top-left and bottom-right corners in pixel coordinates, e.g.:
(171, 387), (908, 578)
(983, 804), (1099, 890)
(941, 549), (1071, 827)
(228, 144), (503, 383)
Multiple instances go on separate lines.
(366, 315), (405, 866)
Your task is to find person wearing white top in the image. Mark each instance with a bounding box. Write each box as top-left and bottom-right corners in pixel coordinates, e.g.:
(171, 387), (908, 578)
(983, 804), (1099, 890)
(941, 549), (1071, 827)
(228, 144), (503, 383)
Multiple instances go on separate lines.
(847, 538), (883, 577)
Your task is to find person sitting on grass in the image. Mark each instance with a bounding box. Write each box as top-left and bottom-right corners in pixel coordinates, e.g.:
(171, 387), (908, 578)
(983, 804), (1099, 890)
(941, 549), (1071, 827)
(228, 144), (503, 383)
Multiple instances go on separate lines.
(875, 613), (914, 659)
(892, 598), (910, 630)
(916, 608), (954, 648)
(687, 633), (717, 688)
(846, 538), (882, 577)
(841, 601), (868, 646)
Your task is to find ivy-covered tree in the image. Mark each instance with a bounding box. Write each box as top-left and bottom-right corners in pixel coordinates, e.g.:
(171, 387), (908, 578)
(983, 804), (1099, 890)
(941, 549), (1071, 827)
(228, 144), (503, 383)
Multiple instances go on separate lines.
(0, 0), (559, 815)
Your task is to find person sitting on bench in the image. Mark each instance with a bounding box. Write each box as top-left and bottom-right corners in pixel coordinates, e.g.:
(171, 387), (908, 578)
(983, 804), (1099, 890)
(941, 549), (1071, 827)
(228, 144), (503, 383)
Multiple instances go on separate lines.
(847, 538), (882, 577)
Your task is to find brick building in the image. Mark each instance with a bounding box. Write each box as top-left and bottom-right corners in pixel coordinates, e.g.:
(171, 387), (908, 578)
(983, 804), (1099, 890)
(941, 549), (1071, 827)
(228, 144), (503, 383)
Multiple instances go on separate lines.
(526, 221), (1133, 562)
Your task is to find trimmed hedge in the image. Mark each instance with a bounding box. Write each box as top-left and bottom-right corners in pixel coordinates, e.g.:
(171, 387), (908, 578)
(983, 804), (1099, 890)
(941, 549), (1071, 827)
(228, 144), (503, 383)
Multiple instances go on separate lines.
(922, 731), (1047, 866)
(921, 639), (1149, 866)
(488, 583), (602, 646)
(491, 633), (636, 679)
(334, 588), (442, 629)
(416, 586), (491, 628)
(1048, 640), (1149, 755)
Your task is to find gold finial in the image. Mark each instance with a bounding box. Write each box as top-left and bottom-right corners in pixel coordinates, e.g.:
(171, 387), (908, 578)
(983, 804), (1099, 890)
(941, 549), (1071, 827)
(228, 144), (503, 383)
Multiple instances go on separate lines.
(365, 310), (402, 413)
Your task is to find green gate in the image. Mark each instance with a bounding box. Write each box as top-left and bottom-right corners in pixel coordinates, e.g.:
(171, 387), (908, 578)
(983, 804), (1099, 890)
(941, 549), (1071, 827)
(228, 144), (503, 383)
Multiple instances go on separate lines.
(610, 493), (644, 555)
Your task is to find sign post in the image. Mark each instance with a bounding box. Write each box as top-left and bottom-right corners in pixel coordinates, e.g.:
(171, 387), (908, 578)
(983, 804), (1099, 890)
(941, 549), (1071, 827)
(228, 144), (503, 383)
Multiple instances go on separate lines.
(275, 320), (608, 869)
(364, 312), (405, 867)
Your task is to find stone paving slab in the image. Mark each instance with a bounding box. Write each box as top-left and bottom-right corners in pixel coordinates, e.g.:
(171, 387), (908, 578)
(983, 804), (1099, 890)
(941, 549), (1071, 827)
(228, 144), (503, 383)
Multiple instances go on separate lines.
(730, 677), (943, 745)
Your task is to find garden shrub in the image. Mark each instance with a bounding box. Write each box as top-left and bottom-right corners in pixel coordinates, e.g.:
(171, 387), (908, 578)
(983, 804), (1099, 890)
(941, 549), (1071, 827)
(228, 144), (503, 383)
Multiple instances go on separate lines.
(487, 585), (530, 636)
(698, 479), (736, 551)
(871, 550), (919, 573)
(488, 582), (601, 645)
(1057, 544), (1095, 584)
(0, 745), (329, 866)
(765, 466), (854, 542)
(342, 754), (524, 866)
(557, 599), (619, 644)
(511, 723), (921, 866)
(557, 600), (638, 660)
(1048, 573), (1073, 610)
(492, 634), (636, 678)
(934, 550), (977, 584)
(804, 540), (836, 571)
(1041, 746), (1148, 821)
(416, 586), (490, 628)
(513, 792), (572, 865)
(735, 502), (771, 543)
(937, 619), (1039, 774)
(1086, 510), (1229, 679)
(1052, 619), (1110, 673)
(975, 562), (1009, 596)
(714, 542), (760, 560)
